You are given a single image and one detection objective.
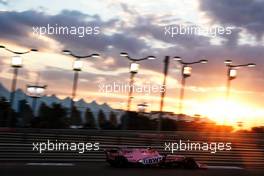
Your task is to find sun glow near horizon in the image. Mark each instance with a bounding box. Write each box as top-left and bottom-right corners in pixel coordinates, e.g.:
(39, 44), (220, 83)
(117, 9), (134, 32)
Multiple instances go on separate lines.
(181, 98), (264, 130)
(98, 89), (264, 130)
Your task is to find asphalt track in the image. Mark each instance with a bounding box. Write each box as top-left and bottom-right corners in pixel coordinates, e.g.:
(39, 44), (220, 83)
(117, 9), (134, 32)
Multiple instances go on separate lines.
(0, 162), (263, 176)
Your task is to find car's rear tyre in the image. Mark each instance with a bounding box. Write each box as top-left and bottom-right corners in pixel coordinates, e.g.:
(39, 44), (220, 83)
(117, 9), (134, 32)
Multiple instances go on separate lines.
(184, 158), (198, 169)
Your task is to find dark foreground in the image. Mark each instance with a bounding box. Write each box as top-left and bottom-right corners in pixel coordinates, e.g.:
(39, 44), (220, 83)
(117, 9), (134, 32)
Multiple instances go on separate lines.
(0, 162), (263, 176)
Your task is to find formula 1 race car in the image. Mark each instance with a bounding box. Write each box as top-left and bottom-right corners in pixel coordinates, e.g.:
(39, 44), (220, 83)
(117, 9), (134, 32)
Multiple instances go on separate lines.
(105, 148), (207, 169)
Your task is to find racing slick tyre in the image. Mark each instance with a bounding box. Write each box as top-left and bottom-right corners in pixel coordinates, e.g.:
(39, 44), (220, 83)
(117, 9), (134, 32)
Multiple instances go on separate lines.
(183, 157), (199, 169)
(114, 156), (128, 168)
(107, 160), (116, 167)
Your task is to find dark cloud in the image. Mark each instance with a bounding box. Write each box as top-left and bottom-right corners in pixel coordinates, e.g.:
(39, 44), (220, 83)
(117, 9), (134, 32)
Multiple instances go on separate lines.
(200, 0), (264, 37)
(0, 10), (147, 54)
(0, 5), (264, 96)
(132, 23), (211, 48)
(116, 12), (212, 49)
(0, 9), (216, 74)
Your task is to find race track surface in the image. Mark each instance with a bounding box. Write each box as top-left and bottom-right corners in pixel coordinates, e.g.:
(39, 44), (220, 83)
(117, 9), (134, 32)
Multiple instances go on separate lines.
(1, 162), (263, 176)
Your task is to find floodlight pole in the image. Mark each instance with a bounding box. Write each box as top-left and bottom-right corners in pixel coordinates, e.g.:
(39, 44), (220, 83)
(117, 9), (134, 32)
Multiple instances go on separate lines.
(158, 56), (170, 131)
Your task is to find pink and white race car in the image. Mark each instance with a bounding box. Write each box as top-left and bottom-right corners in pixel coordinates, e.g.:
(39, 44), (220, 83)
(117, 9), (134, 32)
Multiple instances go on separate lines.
(105, 148), (207, 169)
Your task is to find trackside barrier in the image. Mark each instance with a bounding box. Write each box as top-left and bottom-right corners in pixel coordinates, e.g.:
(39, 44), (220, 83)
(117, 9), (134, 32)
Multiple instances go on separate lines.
(0, 128), (263, 169)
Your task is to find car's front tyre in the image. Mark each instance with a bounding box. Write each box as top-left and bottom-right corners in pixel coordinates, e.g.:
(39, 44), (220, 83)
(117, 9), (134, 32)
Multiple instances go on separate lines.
(183, 157), (199, 169)
(114, 156), (128, 168)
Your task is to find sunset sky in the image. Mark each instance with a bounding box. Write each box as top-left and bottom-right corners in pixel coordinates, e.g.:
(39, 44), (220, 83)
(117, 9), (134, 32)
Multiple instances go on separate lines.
(0, 0), (264, 129)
